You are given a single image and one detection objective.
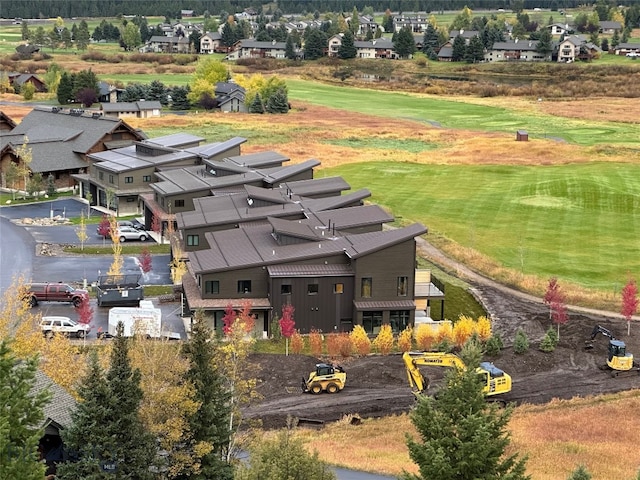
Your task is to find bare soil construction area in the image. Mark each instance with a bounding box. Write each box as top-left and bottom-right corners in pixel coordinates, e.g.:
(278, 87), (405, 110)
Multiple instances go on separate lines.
(245, 284), (640, 430)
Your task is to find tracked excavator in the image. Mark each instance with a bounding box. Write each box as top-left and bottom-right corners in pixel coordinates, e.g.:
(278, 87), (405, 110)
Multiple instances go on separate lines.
(402, 351), (512, 397)
(585, 325), (640, 376)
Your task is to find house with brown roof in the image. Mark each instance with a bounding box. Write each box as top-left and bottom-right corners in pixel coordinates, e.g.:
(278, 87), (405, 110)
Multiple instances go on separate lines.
(183, 216), (430, 335)
(0, 107), (143, 191)
(6, 72), (47, 92)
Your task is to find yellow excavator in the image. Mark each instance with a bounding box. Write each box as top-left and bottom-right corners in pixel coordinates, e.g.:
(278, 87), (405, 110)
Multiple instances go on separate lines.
(402, 351), (512, 397)
(585, 325), (640, 376)
(302, 363), (346, 394)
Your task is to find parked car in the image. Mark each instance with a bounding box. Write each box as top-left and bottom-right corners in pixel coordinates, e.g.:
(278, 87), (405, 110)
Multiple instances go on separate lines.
(114, 226), (148, 242)
(118, 219), (146, 231)
(626, 52), (640, 58)
(40, 316), (91, 338)
(27, 282), (89, 307)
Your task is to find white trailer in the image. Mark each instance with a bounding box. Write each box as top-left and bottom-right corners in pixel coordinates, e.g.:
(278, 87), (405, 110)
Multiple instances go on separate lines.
(108, 304), (162, 338)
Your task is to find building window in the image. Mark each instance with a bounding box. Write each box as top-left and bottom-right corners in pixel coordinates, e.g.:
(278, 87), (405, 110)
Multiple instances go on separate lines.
(143, 175), (151, 182)
(334, 283), (344, 294)
(126, 197), (135, 202)
(238, 280), (251, 293)
(281, 284), (292, 295)
(307, 284), (318, 295)
(390, 311), (410, 333)
(361, 277), (372, 298)
(108, 174), (114, 184)
(99, 171), (104, 180)
(124, 176), (133, 184)
(187, 234), (199, 246)
(174, 199), (185, 208)
(204, 280), (219, 294)
(362, 311), (383, 334)
(397, 276), (408, 296)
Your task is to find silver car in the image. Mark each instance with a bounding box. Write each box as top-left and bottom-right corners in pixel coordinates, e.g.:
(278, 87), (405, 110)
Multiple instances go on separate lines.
(115, 226), (148, 242)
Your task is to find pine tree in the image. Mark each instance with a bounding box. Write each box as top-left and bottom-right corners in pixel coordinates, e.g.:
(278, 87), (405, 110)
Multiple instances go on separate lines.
(394, 26), (416, 58)
(338, 30), (357, 59)
(76, 20), (90, 51)
(180, 310), (234, 480)
(465, 35), (484, 62)
(57, 324), (156, 480)
(170, 86), (191, 110)
(266, 88), (289, 114)
(304, 29), (327, 60)
(285, 35), (296, 59)
(57, 71), (73, 105)
(536, 28), (553, 58)
(452, 35), (466, 61)
(401, 341), (530, 480)
(249, 92), (265, 114)
(422, 24), (440, 54)
(0, 341), (50, 480)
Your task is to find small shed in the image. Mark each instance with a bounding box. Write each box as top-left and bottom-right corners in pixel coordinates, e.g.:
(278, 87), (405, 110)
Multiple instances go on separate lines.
(516, 130), (528, 141)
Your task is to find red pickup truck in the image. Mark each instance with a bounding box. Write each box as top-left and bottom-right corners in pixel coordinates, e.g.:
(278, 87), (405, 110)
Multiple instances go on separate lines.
(27, 283), (89, 307)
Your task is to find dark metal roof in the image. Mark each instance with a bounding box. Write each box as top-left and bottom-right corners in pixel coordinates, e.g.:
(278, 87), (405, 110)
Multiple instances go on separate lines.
(310, 204), (394, 229)
(305, 189), (371, 212)
(101, 101), (162, 112)
(245, 184), (289, 204)
(267, 264), (354, 277)
(185, 136), (247, 159)
(353, 299), (416, 310)
(262, 159), (320, 185)
(225, 150), (289, 168)
(189, 222), (426, 274)
(282, 176), (350, 197)
(145, 132), (205, 148)
(269, 216), (324, 241)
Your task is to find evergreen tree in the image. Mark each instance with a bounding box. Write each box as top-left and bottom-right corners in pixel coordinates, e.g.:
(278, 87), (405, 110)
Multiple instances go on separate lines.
(180, 311), (234, 480)
(422, 24), (440, 54)
(464, 35), (484, 63)
(57, 71), (74, 105)
(266, 88), (289, 114)
(249, 92), (265, 113)
(394, 26), (416, 58)
(536, 28), (553, 58)
(451, 35), (466, 61)
(338, 30), (357, 59)
(567, 464), (592, 480)
(401, 341), (529, 480)
(76, 20), (90, 50)
(21, 19), (30, 40)
(221, 22), (235, 47)
(0, 341), (50, 480)
(382, 11), (394, 34)
(611, 29), (620, 48)
(147, 79), (168, 105)
(350, 6), (359, 34)
(57, 324), (156, 480)
(170, 85), (191, 110)
(285, 35), (296, 59)
(304, 29), (326, 60)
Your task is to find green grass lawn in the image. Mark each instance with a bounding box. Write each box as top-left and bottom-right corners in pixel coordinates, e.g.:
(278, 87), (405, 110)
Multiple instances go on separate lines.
(319, 162), (640, 292)
(286, 79), (640, 147)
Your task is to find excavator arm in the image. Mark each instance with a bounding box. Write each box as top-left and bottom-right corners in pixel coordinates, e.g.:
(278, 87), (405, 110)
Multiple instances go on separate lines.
(403, 351), (467, 395)
(402, 351), (512, 397)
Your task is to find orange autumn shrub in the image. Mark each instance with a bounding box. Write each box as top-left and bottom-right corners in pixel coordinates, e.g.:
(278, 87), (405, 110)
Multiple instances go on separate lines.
(372, 324), (394, 355)
(475, 315), (492, 341)
(415, 324), (437, 351)
(397, 326), (413, 352)
(290, 330), (305, 354)
(350, 325), (372, 356)
(309, 329), (323, 357)
(452, 315), (476, 348)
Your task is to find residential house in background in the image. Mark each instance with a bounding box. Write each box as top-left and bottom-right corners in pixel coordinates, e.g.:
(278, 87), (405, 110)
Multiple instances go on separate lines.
(392, 13), (429, 33)
(548, 23), (572, 35)
(485, 39), (549, 62)
(226, 39), (287, 60)
(448, 29), (480, 45)
(0, 111), (16, 132)
(599, 21), (621, 34)
(138, 35), (190, 53)
(613, 42), (640, 56)
(328, 35), (397, 58)
(97, 81), (124, 103)
(6, 72), (46, 92)
(214, 82), (247, 112)
(200, 31), (224, 53)
(0, 107), (143, 191)
(557, 35), (601, 62)
(101, 101), (162, 119)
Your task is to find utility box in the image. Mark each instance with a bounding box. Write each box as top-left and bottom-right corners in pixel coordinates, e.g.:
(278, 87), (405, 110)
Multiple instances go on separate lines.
(108, 303), (162, 338)
(96, 274), (143, 307)
(516, 130), (528, 141)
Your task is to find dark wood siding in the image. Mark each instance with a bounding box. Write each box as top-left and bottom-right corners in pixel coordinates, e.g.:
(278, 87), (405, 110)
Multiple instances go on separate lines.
(200, 267), (268, 299)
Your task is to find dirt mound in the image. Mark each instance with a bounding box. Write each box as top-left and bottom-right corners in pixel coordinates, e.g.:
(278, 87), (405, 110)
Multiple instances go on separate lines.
(244, 285), (640, 430)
